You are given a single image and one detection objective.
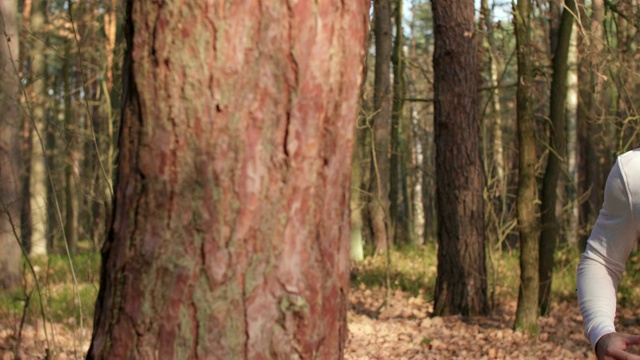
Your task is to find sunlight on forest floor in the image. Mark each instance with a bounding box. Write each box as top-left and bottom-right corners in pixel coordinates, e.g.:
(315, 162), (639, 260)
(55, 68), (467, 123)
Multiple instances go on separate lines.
(346, 286), (595, 359)
(4, 247), (640, 358)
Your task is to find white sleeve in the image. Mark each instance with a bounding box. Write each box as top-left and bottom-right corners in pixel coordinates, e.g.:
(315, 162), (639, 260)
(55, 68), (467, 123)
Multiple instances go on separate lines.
(577, 157), (638, 350)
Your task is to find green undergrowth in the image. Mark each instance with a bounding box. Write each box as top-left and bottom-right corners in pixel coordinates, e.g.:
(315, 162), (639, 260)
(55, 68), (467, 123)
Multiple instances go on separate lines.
(0, 250), (100, 327)
(617, 250), (640, 308)
(350, 242), (587, 307)
(350, 243), (438, 299)
(7, 239), (637, 328)
(550, 244), (582, 302)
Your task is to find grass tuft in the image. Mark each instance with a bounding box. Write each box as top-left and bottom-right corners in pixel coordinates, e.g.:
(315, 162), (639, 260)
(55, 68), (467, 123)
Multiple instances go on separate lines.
(0, 250), (100, 327)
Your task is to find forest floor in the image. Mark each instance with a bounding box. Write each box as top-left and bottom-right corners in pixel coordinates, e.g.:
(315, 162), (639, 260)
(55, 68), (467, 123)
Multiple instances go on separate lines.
(345, 285), (599, 360)
(4, 247), (640, 359)
(0, 285), (611, 359)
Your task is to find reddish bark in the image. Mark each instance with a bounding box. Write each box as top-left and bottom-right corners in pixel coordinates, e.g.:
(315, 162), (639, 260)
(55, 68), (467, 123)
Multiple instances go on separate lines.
(87, 0), (370, 359)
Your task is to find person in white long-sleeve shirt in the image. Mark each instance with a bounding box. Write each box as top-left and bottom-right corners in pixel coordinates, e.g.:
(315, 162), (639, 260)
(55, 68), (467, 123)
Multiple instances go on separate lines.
(577, 148), (640, 359)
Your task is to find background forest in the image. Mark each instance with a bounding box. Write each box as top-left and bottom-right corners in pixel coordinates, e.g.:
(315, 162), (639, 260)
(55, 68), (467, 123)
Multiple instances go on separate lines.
(1, 0), (640, 358)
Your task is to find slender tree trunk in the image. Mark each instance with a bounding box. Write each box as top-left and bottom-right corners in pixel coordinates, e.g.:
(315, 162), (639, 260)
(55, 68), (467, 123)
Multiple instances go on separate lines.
(577, 0), (604, 251)
(390, 0), (412, 245)
(565, 25), (579, 246)
(102, 0), (116, 202)
(432, 0), (488, 316)
(28, 0), (48, 258)
(20, 0), (32, 254)
(422, 116), (437, 244)
(611, 4), (628, 155)
(370, 0), (393, 254)
(481, 0), (506, 197)
(548, 0), (563, 55)
(104, 0), (117, 93)
(350, 178), (365, 263)
(45, 74), (57, 251)
(407, 8), (425, 245)
(64, 43), (78, 254)
(489, 58), (505, 200)
(351, 117), (368, 262)
(539, 0), (576, 317)
(0, 0), (23, 290)
(87, 1), (369, 358)
(354, 90), (373, 258)
(514, 0), (539, 334)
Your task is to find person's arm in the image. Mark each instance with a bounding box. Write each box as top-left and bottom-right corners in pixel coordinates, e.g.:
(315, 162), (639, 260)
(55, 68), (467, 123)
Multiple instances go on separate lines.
(577, 157), (639, 353)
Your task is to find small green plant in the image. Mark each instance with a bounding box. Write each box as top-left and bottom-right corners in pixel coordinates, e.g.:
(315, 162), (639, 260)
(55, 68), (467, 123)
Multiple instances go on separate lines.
(550, 243), (581, 303)
(350, 241), (584, 307)
(617, 252), (640, 307)
(350, 243), (437, 297)
(0, 250), (100, 327)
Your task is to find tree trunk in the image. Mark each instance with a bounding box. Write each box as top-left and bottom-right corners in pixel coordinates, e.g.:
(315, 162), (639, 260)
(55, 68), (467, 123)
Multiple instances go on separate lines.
(350, 174), (365, 263)
(548, 0), (563, 55)
(369, 0), (393, 254)
(0, 0), (23, 290)
(480, 0), (506, 199)
(45, 75), (57, 251)
(431, 0), (488, 316)
(390, 0), (412, 245)
(565, 25), (579, 246)
(422, 117), (437, 244)
(104, 0), (118, 93)
(64, 43), (78, 254)
(19, 0), (33, 254)
(577, 0), (604, 251)
(539, 0), (576, 316)
(514, 0), (539, 334)
(350, 120), (367, 263)
(28, 0), (48, 258)
(87, 1), (370, 358)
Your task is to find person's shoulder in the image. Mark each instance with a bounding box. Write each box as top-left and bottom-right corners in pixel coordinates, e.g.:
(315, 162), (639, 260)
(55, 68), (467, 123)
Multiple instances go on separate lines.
(618, 148), (640, 169)
(618, 148), (640, 221)
(617, 148), (640, 192)
(618, 148), (640, 160)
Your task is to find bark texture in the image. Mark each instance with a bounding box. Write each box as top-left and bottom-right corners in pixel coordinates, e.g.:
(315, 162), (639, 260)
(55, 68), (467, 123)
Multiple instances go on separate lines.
(0, 0), (22, 290)
(390, 0), (412, 245)
(64, 43), (79, 253)
(431, 0), (488, 316)
(514, 0), (539, 334)
(539, 0), (576, 316)
(369, 0), (392, 254)
(480, 0), (505, 195)
(577, 0), (604, 251)
(28, 0), (48, 258)
(87, 0), (370, 359)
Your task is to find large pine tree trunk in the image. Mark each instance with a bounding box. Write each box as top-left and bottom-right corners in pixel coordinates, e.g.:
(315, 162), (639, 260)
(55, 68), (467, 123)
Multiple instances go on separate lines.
(87, 1), (370, 358)
(431, 0), (488, 316)
(514, 0), (539, 334)
(0, 0), (23, 290)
